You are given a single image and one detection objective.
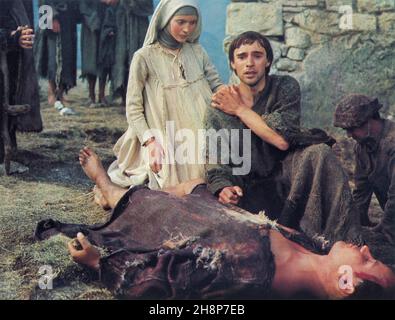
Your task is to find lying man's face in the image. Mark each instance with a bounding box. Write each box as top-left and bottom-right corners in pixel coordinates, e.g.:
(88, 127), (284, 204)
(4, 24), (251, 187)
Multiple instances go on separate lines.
(327, 241), (395, 298)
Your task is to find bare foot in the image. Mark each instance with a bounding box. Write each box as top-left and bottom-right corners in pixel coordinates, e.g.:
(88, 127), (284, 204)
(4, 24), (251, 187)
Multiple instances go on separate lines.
(79, 147), (108, 184)
(93, 185), (111, 210)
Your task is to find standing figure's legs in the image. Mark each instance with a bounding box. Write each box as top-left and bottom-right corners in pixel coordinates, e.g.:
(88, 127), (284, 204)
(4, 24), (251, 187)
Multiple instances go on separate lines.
(98, 75), (109, 106)
(87, 74), (97, 105)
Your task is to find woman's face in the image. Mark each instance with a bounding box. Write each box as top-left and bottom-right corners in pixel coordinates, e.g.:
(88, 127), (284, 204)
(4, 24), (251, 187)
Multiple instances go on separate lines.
(168, 15), (198, 43)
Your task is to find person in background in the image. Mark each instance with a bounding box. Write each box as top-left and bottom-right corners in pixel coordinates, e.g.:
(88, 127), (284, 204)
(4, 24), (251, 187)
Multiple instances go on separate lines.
(334, 94), (395, 244)
(0, 0), (42, 166)
(79, 0), (116, 108)
(34, 0), (79, 109)
(105, 0), (223, 199)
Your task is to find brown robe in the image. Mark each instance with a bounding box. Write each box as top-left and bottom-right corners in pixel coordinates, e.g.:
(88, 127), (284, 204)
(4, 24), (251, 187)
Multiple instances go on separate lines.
(35, 185), (277, 299)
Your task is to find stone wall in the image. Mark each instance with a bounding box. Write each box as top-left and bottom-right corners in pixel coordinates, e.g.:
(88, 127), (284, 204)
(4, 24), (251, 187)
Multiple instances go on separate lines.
(225, 0), (395, 130)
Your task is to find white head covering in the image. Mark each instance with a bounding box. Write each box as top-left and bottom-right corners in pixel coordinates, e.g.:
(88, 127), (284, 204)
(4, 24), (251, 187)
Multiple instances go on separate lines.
(143, 0), (202, 47)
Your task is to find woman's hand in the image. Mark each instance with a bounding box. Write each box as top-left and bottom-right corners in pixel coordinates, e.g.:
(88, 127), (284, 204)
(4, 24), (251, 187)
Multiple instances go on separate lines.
(147, 139), (165, 174)
(68, 233), (101, 270)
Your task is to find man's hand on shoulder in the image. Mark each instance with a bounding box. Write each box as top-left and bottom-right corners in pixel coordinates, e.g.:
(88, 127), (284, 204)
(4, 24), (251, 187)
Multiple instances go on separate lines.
(218, 186), (243, 205)
(211, 85), (252, 117)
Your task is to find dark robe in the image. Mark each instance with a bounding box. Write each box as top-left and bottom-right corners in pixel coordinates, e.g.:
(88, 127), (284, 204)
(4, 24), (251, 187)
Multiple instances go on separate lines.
(97, 3), (116, 80)
(79, 0), (116, 80)
(34, 185), (395, 298)
(35, 185), (278, 299)
(34, 0), (79, 91)
(0, 0), (42, 135)
(79, 0), (101, 78)
(111, 0), (153, 95)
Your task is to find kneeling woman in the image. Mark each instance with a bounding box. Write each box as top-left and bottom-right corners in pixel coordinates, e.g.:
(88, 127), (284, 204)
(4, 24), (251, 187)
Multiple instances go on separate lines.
(107, 0), (222, 191)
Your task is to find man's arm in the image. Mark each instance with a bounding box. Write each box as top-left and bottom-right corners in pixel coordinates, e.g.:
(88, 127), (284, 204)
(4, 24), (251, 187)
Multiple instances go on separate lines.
(212, 77), (301, 151)
(212, 85), (289, 151)
(262, 76), (301, 146)
(237, 107), (290, 151)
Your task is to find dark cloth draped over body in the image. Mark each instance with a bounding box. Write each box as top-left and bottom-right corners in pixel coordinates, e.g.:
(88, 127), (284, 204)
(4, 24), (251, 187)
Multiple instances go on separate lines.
(0, 0), (42, 133)
(34, 0), (79, 91)
(35, 185), (278, 299)
(34, 185), (395, 297)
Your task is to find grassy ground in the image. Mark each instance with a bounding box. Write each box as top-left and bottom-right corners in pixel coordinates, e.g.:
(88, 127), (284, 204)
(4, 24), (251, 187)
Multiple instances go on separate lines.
(0, 81), (384, 300)
(0, 81), (126, 300)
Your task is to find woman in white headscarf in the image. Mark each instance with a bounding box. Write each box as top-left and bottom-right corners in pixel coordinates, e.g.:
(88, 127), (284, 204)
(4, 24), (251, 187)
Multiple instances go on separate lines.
(107, 0), (223, 191)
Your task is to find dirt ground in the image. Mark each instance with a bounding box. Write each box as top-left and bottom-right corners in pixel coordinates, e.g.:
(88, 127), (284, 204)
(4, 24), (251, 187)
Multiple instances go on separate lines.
(0, 81), (384, 300)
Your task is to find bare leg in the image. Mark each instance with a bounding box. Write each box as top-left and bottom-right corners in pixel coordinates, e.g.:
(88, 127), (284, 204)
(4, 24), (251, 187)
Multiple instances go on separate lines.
(58, 84), (66, 104)
(87, 75), (96, 104)
(93, 185), (111, 210)
(48, 81), (56, 105)
(163, 178), (205, 197)
(98, 76), (108, 106)
(121, 87), (126, 108)
(79, 147), (127, 209)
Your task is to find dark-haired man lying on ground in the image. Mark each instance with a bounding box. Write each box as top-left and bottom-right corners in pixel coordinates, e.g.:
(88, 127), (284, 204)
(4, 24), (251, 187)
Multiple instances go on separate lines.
(35, 148), (395, 299)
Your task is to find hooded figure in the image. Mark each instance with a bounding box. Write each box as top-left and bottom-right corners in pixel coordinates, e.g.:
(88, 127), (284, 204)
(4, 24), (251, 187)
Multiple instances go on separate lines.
(107, 0), (223, 190)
